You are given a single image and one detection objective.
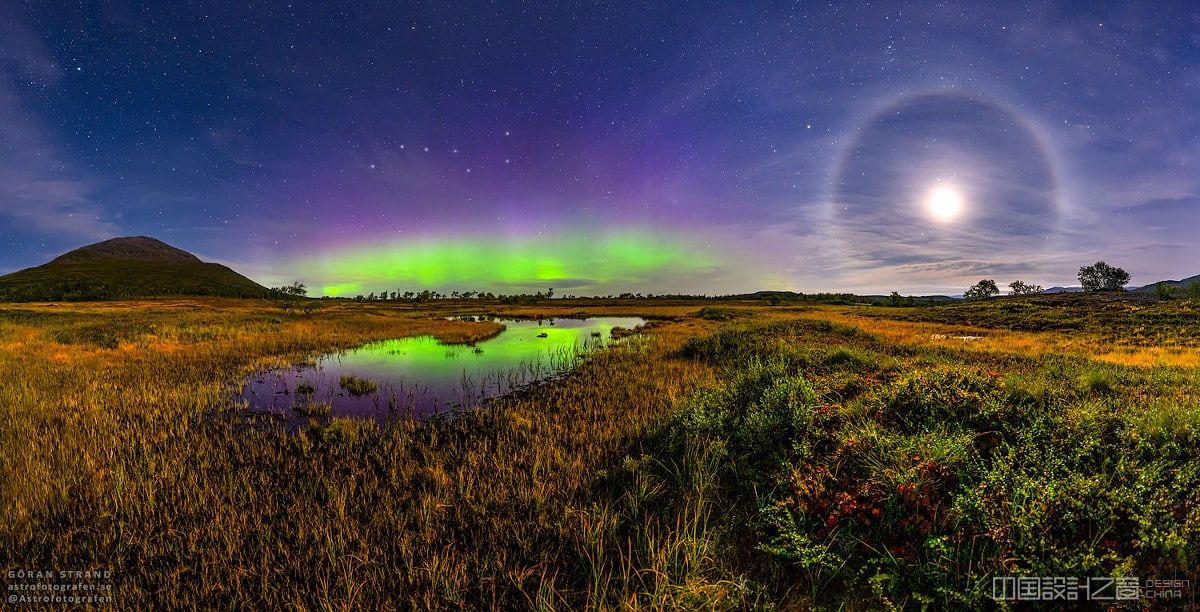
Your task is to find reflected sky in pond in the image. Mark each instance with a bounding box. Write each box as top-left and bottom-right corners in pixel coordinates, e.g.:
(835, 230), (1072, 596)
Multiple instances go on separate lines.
(237, 317), (644, 425)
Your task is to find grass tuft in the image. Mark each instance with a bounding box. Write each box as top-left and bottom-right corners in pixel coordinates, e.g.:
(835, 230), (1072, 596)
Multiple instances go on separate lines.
(339, 375), (378, 396)
(1079, 369), (1116, 396)
(297, 401), (331, 417)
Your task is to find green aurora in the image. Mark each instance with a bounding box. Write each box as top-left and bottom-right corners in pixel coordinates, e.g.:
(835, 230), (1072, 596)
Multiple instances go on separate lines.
(309, 231), (723, 297)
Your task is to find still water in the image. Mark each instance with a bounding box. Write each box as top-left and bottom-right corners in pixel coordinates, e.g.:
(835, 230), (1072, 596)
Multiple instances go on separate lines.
(237, 317), (644, 423)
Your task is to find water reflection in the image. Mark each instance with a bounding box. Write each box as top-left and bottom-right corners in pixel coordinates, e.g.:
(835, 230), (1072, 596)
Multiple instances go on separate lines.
(237, 317), (644, 424)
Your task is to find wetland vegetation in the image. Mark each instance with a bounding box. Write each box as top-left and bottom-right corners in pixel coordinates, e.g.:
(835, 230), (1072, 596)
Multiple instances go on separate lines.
(239, 316), (645, 422)
(1, 294), (1197, 607)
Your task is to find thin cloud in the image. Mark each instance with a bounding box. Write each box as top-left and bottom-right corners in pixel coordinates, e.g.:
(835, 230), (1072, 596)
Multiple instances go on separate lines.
(0, 12), (118, 240)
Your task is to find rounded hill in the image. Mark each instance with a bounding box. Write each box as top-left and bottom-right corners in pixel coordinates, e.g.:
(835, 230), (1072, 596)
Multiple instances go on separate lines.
(0, 237), (271, 301)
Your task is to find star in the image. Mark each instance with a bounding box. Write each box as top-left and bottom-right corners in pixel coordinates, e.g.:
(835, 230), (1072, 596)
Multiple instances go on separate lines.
(1, 1), (1191, 298)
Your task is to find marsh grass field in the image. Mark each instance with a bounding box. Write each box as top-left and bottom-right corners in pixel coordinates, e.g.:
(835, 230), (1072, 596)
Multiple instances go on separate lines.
(2, 295), (1199, 607)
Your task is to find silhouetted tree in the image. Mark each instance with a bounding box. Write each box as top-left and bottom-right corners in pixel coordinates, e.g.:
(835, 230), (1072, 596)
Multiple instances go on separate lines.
(1008, 280), (1043, 295)
(1078, 261), (1130, 292)
(964, 279), (1000, 300)
(271, 281), (307, 297)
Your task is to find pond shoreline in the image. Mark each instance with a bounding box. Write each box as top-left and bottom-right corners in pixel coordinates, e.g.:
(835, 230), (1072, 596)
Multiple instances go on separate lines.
(235, 316), (647, 424)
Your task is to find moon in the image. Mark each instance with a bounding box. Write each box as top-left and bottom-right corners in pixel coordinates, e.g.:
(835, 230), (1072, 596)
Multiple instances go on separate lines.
(926, 185), (964, 222)
(827, 92), (1060, 279)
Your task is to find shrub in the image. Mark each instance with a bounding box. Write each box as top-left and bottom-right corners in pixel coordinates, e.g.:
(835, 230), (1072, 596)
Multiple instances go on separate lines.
(695, 307), (752, 321)
(680, 320), (870, 365)
(822, 347), (883, 371)
(876, 367), (1011, 434)
(672, 359), (822, 484)
(660, 310), (1200, 606)
(1154, 282), (1178, 301)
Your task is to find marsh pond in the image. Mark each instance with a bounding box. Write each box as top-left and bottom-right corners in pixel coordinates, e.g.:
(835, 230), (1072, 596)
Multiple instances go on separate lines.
(237, 316), (645, 424)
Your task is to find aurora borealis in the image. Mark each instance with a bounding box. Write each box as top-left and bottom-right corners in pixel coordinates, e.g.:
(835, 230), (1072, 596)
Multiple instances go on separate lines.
(308, 231), (722, 297)
(2, 3), (1198, 295)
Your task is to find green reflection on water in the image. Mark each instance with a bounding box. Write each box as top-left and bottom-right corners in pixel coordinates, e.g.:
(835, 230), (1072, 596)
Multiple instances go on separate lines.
(241, 317), (646, 420)
(342, 317), (642, 382)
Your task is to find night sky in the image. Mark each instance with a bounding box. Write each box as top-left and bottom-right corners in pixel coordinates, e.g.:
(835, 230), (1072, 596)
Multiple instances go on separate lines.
(2, 2), (1197, 296)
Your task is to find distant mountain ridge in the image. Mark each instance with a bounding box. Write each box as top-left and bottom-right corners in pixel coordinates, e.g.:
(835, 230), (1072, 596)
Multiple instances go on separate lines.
(0, 236), (271, 301)
(737, 290), (959, 303)
(1134, 274), (1200, 292)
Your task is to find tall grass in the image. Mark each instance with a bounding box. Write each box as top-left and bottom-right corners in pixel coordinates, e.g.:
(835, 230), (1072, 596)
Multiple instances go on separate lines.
(3, 298), (1199, 607)
(0, 298), (725, 608)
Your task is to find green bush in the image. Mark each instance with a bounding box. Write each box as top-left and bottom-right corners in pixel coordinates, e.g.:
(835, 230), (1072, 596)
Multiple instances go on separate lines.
(876, 367), (1021, 434)
(672, 359), (822, 482)
(694, 307), (752, 321)
(680, 320), (871, 365)
(659, 321), (1200, 605)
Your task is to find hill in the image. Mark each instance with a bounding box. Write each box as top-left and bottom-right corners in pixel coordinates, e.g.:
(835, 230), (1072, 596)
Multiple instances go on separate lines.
(0, 236), (272, 301)
(49, 235), (203, 265)
(736, 290), (958, 305)
(1134, 274), (1200, 292)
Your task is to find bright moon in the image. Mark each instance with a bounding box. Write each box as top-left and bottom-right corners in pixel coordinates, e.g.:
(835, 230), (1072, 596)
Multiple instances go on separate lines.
(926, 185), (964, 222)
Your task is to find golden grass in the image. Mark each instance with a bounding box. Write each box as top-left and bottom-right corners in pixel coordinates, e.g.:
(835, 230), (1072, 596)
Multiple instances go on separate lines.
(795, 306), (1200, 367)
(2, 296), (1196, 606)
(0, 297), (737, 607)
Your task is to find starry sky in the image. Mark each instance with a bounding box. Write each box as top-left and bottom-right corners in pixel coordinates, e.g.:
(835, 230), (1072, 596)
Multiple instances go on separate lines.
(1, 2), (1197, 296)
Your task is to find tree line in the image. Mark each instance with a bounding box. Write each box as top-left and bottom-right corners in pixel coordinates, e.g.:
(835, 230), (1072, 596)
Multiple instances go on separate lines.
(962, 260), (1132, 300)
